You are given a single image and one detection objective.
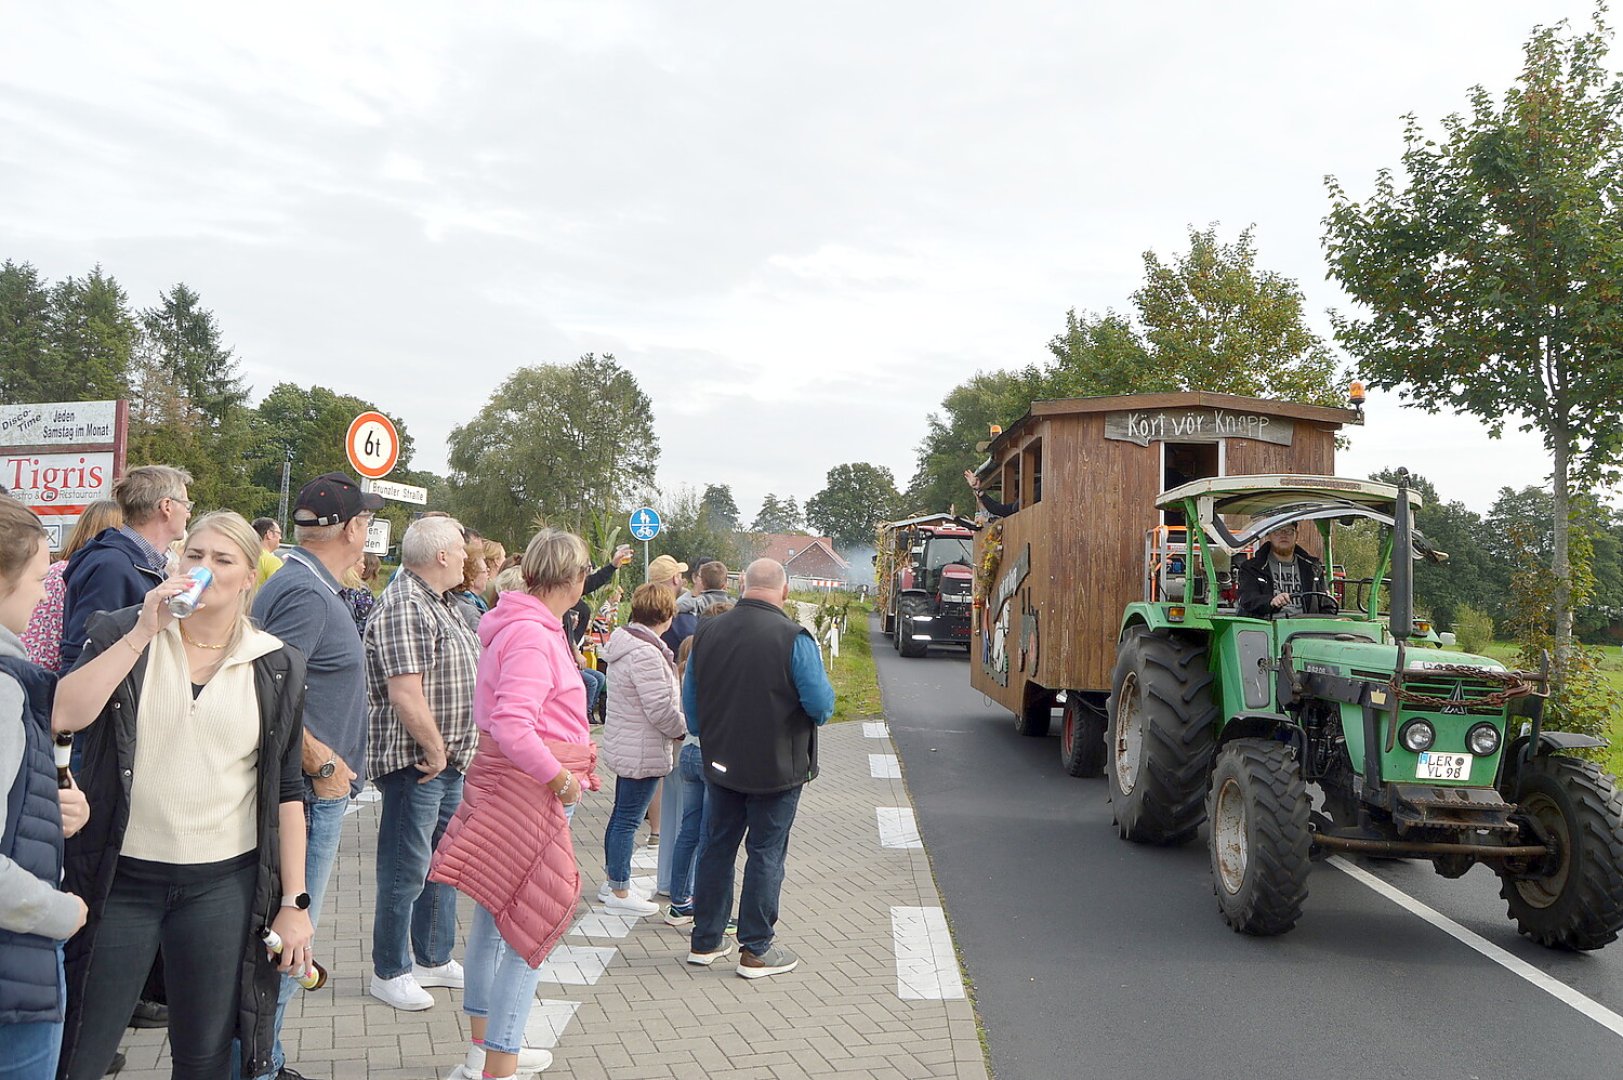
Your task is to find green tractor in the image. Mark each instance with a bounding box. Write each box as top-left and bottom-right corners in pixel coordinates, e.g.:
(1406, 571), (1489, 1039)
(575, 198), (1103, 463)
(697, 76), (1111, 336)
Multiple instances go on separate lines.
(1107, 471), (1623, 948)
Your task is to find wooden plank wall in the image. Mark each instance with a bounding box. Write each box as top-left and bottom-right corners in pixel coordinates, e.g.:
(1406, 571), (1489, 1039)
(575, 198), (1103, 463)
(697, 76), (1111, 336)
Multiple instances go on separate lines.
(971, 415), (1343, 708)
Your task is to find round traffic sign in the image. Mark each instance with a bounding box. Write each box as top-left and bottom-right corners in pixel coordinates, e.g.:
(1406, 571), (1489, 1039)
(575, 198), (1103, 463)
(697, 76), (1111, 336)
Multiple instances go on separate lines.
(629, 506), (662, 542)
(346, 412), (400, 480)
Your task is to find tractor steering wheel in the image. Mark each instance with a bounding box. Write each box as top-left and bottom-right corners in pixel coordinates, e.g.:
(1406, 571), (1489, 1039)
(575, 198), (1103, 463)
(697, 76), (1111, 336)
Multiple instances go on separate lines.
(1298, 590), (1342, 616)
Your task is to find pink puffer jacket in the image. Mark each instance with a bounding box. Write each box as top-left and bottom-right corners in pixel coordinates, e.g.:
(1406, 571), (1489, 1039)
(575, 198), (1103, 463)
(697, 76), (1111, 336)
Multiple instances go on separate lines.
(429, 737), (597, 967)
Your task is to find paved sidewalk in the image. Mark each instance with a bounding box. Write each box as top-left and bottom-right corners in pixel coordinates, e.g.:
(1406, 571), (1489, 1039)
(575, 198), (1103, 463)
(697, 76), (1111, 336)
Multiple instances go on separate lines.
(116, 720), (988, 1079)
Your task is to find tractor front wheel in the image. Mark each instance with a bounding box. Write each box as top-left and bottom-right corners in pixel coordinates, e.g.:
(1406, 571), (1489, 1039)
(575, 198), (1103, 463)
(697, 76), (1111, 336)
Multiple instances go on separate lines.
(1106, 629), (1217, 845)
(1207, 738), (1311, 935)
(897, 596), (930, 658)
(1499, 755), (1623, 951)
(1059, 693), (1107, 777)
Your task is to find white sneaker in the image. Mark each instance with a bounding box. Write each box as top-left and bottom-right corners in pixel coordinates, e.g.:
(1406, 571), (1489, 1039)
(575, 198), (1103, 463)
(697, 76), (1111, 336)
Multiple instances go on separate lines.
(464, 1042), (554, 1075)
(601, 890), (660, 916)
(370, 972), (434, 1011)
(596, 881), (649, 903)
(414, 959), (464, 989)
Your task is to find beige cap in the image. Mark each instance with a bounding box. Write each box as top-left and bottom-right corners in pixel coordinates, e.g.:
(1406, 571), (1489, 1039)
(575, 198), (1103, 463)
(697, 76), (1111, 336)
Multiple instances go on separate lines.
(647, 554), (689, 584)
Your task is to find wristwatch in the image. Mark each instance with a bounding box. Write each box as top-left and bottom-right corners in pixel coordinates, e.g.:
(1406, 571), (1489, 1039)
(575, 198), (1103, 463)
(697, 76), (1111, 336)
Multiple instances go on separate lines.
(315, 759), (337, 779)
(282, 892), (311, 910)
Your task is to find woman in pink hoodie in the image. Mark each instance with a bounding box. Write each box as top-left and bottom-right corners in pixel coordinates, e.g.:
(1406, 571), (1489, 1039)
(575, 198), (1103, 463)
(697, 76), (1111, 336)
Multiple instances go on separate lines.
(429, 528), (599, 1080)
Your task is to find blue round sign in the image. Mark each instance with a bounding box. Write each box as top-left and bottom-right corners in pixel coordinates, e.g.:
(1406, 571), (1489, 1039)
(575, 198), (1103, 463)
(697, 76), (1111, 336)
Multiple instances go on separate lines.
(629, 506), (662, 542)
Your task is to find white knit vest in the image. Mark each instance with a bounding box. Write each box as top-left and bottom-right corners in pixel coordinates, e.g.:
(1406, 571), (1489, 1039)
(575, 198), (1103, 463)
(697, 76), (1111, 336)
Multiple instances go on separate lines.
(122, 622), (281, 864)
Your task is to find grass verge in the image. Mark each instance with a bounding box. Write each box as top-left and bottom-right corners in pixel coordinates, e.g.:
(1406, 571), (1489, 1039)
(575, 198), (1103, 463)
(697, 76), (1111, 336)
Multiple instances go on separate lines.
(827, 603), (883, 723)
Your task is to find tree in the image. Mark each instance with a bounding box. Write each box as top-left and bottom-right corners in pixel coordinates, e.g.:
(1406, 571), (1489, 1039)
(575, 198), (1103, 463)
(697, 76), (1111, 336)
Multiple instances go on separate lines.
(805, 463), (903, 550)
(128, 283), (267, 514)
(699, 483), (740, 531)
(752, 493), (803, 533)
(1324, 12), (1623, 681)
(649, 485), (743, 569)
(0, 261), (59, 404)
(49, 266), (137, 402)
(446, 354), (658, 543)
(906, 369), (1042, 513)
(1367, 468), (1502, 630)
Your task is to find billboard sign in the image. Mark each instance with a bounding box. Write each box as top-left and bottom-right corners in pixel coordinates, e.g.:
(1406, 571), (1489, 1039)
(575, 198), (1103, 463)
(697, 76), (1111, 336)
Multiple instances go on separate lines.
(0, 401), (128, 550)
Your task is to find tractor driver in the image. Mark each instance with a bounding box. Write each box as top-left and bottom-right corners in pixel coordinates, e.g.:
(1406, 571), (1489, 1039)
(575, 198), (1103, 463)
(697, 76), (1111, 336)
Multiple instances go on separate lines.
(1237, 521), (1333, 619)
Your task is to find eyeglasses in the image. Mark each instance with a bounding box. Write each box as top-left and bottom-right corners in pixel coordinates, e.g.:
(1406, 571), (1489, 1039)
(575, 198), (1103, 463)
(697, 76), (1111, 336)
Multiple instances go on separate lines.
(166, 495), (194, 511)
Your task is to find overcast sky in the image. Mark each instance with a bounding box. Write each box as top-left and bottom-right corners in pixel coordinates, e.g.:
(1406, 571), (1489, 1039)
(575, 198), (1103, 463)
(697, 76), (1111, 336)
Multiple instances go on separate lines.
(0, 1), (1603, 521)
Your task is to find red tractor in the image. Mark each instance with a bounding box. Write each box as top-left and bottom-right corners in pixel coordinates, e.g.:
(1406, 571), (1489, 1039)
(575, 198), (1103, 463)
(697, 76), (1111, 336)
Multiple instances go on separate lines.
(875, 514), (977, 658)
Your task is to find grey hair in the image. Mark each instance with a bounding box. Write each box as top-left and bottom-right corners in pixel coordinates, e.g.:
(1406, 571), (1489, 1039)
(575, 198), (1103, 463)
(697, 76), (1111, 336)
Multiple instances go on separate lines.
(401, 516), (464, 569)
(294, 522), (344, 545)
(743, 558), (786, 591)
(113, 465), (193, 525)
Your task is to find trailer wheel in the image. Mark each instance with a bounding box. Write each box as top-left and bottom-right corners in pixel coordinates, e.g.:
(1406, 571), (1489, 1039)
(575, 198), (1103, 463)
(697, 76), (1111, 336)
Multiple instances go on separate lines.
(1107, 629), (1217, 845)
(897, 595), (930, 658)
(1498, 755), (1623, 951)
(1014, 683), (1052, 737)
(1059, 693), (1107, 777)
(1207, 738), (1311, 935)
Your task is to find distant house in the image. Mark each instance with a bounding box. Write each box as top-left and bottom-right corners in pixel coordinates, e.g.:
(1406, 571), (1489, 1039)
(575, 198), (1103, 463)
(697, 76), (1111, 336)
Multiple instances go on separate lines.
(748, 532), (851, 585)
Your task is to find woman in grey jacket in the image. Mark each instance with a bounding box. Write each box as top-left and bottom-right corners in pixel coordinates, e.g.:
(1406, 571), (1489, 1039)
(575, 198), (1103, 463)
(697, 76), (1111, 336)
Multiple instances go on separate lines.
(595, 583), (686, 917)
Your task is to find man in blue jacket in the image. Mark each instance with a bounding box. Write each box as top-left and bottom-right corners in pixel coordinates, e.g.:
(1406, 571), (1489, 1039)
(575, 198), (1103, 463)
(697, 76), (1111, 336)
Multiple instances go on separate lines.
(681, 558), (835, 979)
(60, 465), (193, 670)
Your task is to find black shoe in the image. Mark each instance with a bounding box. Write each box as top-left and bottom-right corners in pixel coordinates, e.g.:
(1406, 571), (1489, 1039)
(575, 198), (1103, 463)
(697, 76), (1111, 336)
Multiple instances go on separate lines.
(105, 1051), (127, 1076)
(277, 1069), (320, 1080)
(129, 999), (168, 1028)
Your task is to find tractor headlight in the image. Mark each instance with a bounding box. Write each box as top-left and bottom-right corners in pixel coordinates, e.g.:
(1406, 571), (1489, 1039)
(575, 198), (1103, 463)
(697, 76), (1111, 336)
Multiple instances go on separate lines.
(1466, 723), (1501, 756)
(1400, 720), (1436, 753)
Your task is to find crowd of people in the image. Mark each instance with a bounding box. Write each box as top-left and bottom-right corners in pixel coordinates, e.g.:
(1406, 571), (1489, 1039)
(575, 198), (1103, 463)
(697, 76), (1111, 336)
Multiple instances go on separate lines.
(0, 461), (836, 1080)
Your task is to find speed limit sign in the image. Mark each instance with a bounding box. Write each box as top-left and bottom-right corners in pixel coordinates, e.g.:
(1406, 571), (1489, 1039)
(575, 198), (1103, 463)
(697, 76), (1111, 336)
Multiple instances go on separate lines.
(345, 412), (400, 480)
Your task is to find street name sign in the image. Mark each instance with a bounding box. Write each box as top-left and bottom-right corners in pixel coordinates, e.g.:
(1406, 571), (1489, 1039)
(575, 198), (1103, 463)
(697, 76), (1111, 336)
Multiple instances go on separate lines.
(361, 477), (427, 505)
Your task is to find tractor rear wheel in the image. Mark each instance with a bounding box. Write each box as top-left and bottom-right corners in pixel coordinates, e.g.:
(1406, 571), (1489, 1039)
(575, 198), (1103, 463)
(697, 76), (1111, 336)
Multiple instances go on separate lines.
(1207, 738), (1311, 935)
(1499, 755), (1623, 951)
(1059, 693), (1108, 777)
(897, 596), (930, 658)
(1107, 629), (1217, 845)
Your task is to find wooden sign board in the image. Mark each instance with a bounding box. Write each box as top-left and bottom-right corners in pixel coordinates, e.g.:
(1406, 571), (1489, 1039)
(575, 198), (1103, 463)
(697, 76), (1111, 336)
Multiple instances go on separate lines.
(1104, 407), (1294, 447)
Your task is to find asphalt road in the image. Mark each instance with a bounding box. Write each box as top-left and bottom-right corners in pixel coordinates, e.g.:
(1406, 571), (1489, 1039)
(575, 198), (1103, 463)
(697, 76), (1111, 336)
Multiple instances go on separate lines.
(871, 620), (1623, 1080)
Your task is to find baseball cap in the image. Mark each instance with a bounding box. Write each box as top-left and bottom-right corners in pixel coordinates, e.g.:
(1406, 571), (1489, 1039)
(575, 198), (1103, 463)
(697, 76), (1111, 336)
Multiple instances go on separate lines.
(293, 472), (385, 526)
(647, 554), (689, 583)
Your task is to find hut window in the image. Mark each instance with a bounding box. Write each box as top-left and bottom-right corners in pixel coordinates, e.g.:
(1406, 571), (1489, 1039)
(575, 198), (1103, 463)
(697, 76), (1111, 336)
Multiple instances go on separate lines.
(1021, 439), (1043, 506)
(1000, 458), (1020, 507)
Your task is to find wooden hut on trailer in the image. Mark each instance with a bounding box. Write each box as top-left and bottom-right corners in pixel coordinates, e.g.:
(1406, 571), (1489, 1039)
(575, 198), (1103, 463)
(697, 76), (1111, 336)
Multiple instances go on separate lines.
(967, 391), (1362, 765)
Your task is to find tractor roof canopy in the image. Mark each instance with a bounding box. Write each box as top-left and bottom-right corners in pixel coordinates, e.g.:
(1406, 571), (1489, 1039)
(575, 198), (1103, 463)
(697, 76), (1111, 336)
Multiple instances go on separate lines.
(1158, 474), (1434, 555)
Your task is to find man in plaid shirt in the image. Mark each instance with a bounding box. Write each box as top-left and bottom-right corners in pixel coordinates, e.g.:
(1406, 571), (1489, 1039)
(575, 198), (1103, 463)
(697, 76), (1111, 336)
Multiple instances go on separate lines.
(363, 516), (482, 1012)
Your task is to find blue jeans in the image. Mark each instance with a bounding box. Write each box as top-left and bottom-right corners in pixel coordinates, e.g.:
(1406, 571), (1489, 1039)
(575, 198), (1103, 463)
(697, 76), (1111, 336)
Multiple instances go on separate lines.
(372, 766), (463, 979)
(690, 783), (803, 957)
(581, 668), (604, 716)
(602, 775), (662, 890)
(669, 745), (707, 906)
(0, 945), (63, 1080)
(462, 904), (544, 1055)
(258, 787), (350, 1078)
(67, 854), (256, 1080)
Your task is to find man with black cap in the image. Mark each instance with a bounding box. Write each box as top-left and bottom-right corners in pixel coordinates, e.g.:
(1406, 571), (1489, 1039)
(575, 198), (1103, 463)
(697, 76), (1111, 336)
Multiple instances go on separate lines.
(248, 472), (382, 1080)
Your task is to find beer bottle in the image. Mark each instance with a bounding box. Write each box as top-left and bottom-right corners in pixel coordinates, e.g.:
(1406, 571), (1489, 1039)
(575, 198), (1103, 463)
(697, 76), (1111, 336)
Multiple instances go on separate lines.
(261, 928), (329, 990)
(54, 732), (73, 790)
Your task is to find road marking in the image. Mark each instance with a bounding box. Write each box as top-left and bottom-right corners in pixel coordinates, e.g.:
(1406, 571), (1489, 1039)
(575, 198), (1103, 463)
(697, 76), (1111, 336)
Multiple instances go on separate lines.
(877, 807), (922, 848)
(892, 906), (965, 1000)
(569, 908), (641, 940)
(524, 999), (581, 1048)
(870, 754), (902, 779)
(536, 943), (617, 985)
(1330, 856), (1623, 1040)
(863, 721), (891, 738)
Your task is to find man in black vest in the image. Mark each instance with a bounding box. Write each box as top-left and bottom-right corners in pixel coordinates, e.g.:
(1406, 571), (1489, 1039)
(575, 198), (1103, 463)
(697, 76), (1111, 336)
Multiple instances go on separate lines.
(681, 559), (835, 978)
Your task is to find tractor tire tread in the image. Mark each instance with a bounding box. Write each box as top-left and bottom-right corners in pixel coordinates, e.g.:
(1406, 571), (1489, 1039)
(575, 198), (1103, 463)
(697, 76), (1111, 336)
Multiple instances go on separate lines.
(1107, 631), (1217, 846)
(1500, 756), (1623, 951)
(897, 595), (930, 658)
(1208, 738), (1310, 936)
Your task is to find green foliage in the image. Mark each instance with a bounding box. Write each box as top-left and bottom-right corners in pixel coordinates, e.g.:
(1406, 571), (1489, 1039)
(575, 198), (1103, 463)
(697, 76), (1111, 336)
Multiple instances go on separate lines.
(1324, 12), (1623, 659)
(805, 463), (903, 551)
(0, 261), (136, 405)
(1453, 603), (1496, 654)
(908, 225), (1346, 512)
(647, 484), (742, 569)
(699, 483), (740, 531)
(445, 354), (658, 543)
(751, 493), (803, 533)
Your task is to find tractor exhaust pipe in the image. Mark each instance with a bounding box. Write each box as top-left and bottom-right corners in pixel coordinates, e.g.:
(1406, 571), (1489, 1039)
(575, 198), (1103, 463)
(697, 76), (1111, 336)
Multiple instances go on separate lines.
(1390, 468), (1414, 643)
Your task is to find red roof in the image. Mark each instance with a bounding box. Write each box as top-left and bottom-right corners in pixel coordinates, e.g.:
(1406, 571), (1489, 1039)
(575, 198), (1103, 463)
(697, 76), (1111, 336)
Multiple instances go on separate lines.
(750, 533), (850, 571)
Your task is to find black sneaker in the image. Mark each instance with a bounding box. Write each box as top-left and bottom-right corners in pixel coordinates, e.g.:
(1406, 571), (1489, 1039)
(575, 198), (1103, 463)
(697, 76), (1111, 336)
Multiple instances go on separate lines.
(105, 1051), (127, 1076)
(129, 999), (168, 1028)
(737, 943), (799, 979)
(277, 1069), (320, 1080)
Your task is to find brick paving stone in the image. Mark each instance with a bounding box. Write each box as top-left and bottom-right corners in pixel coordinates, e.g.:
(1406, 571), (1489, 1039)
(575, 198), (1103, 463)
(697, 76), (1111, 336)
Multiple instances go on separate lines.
(116, 721), (986, 1078)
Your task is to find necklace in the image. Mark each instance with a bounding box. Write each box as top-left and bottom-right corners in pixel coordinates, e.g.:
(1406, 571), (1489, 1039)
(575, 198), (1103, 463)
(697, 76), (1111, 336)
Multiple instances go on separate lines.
(179, 623), (229, 651)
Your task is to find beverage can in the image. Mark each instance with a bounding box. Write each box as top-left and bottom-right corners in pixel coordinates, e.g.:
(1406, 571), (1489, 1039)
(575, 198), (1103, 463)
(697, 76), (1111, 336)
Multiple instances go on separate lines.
(168, 567), (214, 619)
